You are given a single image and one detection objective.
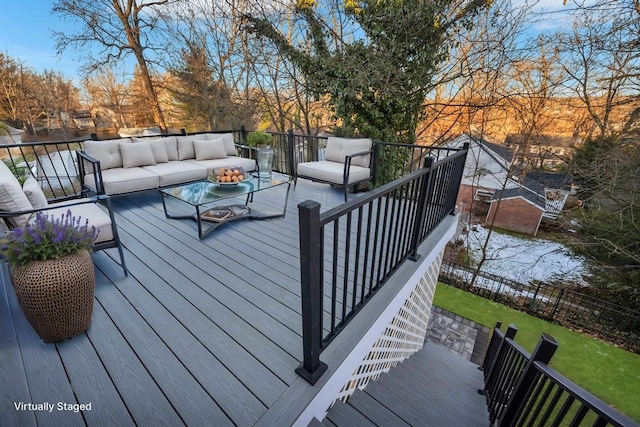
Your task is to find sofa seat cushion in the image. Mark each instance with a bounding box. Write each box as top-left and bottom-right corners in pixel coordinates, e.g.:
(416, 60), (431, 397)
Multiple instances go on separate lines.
(185, 156), (256, 174)
(85, 167), (160, 195)
(297, 161), (371, 184)
(142, 161), (208, 187)
(46, 201), (114, 244)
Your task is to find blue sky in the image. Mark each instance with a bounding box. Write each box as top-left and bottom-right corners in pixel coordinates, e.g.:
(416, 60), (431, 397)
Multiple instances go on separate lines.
(0, 1), (82, 80)
(1, 0), (573, 84)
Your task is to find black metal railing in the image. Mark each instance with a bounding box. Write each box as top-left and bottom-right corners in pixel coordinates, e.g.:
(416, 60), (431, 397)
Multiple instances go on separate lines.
(0, 140), (85, 201)
(295, 144), (469, 384)
(242, 129), (461, 187)
(440, 261), (640, 354)
(481, 324), (638, 426)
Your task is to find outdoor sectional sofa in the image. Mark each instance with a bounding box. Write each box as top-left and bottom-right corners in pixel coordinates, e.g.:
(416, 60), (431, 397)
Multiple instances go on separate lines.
(79, 133), (257, 196)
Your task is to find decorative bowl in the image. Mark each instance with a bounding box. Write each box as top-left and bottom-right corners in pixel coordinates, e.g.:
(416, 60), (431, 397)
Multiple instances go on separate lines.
(208, 166), (248, 185)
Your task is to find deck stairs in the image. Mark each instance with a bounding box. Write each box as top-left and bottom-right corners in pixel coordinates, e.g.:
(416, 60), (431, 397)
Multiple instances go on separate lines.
(310, 342), (489, 426)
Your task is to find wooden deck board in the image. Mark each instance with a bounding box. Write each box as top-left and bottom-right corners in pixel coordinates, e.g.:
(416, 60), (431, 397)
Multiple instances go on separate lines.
(0, 265), (36, 427)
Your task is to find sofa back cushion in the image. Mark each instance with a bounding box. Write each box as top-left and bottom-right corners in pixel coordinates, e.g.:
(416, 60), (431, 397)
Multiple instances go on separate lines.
(0, 161), (34, 228)
(120, 141), (157, 168)
(177, 135), (199, 160)
(133, 137), (169, 163)
(325, 137), (372, 168)
(83, 138), (132, 170)
(194, 137), (227, 160)
(160, 136), (179, 161)
(23, 176), (48, 209)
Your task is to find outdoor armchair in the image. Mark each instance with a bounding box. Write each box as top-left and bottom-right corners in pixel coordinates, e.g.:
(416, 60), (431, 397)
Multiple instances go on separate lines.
(0, 160), (128, 275)
(295, 137), (374, 201)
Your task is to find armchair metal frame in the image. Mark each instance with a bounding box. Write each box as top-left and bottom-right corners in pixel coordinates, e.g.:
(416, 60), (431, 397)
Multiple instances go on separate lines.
(0, 194), (128, 276)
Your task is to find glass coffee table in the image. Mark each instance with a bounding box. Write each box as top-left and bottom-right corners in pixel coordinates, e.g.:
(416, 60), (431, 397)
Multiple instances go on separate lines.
(160, 174), (292, 239)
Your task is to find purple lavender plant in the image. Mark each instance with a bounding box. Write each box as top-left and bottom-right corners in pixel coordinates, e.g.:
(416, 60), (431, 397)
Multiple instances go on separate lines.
(0, 210), (98, 267)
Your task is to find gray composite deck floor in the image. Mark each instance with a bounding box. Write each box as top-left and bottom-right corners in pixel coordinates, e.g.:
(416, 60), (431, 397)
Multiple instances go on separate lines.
(1, 177), (487, 426)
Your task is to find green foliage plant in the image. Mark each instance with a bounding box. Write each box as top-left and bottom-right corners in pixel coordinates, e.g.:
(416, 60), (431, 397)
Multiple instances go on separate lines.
(570, 134), (640, 287)
(246, 131), (274, 147)
(244, 0), (491, 144)
(1, 210), (98, 268)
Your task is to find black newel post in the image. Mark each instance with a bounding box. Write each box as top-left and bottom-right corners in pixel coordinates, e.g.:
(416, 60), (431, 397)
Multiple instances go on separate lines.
(499, 333), (559, 426)
(296, 200), (328, 384)
(409, 157), (434, 261)
(288, 129), (295, 177)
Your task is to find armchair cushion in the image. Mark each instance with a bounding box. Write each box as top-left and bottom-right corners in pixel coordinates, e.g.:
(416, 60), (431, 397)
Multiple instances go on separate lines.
(120, 141), (157, 168)
(297, 161), (371, 185)
(0, 162), (33, 227)
(46, 201), (114, 244)
(325, 137), (372, 167)
(23, 176), (48, 209)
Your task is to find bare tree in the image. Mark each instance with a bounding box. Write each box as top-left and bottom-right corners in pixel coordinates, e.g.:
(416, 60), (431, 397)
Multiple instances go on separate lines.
(84, 67), (132, 129)
(53, 0), (173, 129)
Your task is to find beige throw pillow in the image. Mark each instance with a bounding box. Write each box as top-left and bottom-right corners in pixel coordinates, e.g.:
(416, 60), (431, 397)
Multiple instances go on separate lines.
(120, 141), (157, 168)
(193, 138), (227, 160)
(0, 162), (35, 227)
(23, 176), (48, 209)
(133, 138), (169, 163)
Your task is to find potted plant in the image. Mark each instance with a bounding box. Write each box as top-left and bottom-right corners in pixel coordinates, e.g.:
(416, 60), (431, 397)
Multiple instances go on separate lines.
(246, 131), (274, 148)
(1, 210), (98, 342)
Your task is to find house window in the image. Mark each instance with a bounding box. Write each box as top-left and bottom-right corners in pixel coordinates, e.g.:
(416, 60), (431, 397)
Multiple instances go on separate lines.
(474, 189), (494, 202)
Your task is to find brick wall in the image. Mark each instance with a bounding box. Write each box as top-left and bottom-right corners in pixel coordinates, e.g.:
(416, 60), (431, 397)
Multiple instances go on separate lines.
(457, 184), (491, 215)
(485, 197), (544, 235)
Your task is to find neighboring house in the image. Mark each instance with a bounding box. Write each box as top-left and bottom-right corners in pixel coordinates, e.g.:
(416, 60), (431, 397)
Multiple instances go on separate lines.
(504, 133), (579, 170)
(444, 134), (571, 235)
(71, 109), (96, 130)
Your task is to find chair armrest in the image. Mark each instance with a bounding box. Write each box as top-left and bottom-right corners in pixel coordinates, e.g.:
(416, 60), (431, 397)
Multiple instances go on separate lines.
(343, 149), (374, 184)
(77, 151), (106, 195)
(0, 195), (110, 220)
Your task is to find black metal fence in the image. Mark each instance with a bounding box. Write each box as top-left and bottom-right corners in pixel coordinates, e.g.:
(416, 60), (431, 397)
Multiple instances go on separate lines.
(440, 261), (640, 353)
(481, 323), (638, 426)
(295, 145), (469, 384)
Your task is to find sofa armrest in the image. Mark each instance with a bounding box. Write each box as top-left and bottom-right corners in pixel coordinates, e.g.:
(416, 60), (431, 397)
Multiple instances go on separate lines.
(77, 151), (106, 195)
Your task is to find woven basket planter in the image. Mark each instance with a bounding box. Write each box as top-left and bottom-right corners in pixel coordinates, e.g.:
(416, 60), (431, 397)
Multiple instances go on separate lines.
(11, 250), (95, 343)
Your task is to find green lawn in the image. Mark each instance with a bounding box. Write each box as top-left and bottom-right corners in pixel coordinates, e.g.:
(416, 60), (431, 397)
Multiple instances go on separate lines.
(434, 283), (640, 423)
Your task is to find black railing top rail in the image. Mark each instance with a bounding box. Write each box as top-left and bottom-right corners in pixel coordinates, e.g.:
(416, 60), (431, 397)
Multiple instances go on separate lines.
(319, 147), (467, 226)
(533, 362), (639, 427)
